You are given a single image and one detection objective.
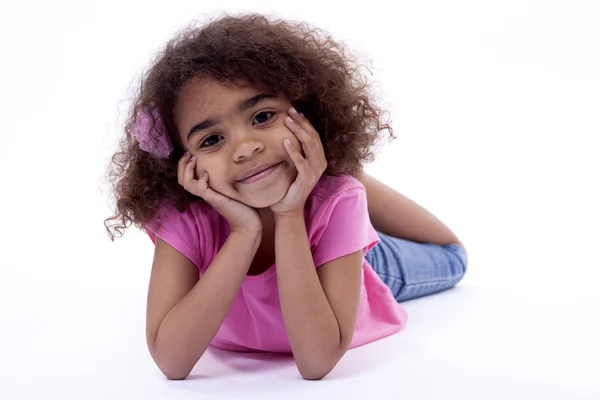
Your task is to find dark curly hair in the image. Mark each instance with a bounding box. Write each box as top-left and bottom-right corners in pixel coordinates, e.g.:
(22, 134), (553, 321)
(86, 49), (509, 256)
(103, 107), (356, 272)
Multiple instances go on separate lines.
(104, 12), (394, 240)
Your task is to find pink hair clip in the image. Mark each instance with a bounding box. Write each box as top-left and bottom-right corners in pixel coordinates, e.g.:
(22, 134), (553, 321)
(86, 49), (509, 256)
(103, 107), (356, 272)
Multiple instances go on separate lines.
(132, 106), (174, 158)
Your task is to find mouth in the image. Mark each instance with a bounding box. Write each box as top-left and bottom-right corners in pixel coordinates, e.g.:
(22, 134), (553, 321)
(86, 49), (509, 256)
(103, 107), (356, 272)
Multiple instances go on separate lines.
(237, 162), (283, 184)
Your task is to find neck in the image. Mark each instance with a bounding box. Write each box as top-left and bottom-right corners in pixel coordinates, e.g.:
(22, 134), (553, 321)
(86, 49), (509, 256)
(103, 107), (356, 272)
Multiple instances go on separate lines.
(257, 207), (276, 237)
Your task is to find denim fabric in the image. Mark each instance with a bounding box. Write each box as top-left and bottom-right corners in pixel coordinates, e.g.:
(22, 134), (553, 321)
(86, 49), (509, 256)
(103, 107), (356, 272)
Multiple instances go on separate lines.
(365, 232), (468, 302)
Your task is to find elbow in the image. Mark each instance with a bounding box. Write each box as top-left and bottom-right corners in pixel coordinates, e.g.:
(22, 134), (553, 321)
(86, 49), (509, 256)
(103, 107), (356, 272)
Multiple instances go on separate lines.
(299, 366), (332, 381)
(297, 352), (343, 381)
(149, 345), (196, 381)
(295, 336), (352, 380)
(164, 371), (190, 381)
(158, 361), (193, 381)
(302, 374), (327, 381)
(148, 331), (211, 381)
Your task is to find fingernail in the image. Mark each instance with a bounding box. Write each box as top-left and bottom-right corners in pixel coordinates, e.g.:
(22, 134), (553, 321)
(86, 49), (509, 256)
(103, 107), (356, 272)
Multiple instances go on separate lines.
(284, 138), (291, 145)
(289, 107), (298, 114)
(190, 156), (196, 162)
(285, 116), (294, 124)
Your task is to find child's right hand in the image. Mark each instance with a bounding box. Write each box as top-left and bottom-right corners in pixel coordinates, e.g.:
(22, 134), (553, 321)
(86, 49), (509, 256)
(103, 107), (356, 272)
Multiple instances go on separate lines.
(178, 153), (263, 234)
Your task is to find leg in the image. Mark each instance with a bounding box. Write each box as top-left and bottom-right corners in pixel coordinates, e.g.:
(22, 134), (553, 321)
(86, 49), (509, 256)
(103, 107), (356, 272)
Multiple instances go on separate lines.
(365, 232), (467, 302)
(358, 173), (463, 247)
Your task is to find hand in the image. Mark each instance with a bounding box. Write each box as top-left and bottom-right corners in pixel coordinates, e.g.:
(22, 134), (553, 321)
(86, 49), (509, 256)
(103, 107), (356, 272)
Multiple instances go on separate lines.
(178, 153), (262, 233)
(270, 109), (328, 216)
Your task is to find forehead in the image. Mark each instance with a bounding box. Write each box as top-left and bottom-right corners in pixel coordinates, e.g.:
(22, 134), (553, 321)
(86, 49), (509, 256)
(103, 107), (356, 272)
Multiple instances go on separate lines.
(174, 78), (263, 118)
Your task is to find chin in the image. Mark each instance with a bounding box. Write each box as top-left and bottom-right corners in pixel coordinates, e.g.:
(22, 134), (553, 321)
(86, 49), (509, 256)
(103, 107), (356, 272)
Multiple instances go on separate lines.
(240, 187), (287, 209)
(234, 177), (293, 209)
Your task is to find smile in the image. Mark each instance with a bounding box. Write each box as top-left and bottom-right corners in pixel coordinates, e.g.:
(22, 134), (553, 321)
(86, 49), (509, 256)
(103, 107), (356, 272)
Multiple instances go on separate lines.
(237, 162), (283, 184)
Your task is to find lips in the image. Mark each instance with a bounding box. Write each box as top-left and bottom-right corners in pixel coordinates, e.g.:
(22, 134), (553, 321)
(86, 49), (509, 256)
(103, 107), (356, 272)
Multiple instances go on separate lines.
(237, 162), (281, 182)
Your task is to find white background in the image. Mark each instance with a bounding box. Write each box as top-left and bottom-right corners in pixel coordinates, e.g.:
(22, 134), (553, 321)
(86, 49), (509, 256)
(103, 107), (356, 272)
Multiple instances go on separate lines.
(1, 0), (599, 399)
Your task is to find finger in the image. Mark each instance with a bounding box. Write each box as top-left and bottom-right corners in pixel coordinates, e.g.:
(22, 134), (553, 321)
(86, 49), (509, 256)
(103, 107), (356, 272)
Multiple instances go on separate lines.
(285, 117), (327, 171)
(284, 139), (309, 176)
(286, 117), (324, 162)
(193, 171), (229, 209)
(178, 152), (193, 186)
(286, 109), (325, 156)
(285, 117), (312, 146)
(288, 108), (318, 138)
(182, 156), (202, 195)
(194, 172), (214, 201)
(180, 162), (228, 210)
(185, 168), (219, 205)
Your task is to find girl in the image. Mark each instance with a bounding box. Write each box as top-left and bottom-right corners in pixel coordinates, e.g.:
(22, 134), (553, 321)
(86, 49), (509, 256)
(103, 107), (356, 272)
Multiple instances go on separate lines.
(105, 13), (467, 381)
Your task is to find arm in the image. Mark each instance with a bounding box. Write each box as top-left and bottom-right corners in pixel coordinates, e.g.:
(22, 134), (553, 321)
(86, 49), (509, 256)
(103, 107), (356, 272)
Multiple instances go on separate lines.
(358, 173), (463, 247)
(274, 214), (363, 380)
(146, 230), (261, 380)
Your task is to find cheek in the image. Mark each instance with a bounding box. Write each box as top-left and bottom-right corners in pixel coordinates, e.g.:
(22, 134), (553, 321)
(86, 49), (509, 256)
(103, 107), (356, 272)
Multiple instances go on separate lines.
(198, 161), (234, 193)
(276, 119), (297, 143)
(195, 160), (219, 183)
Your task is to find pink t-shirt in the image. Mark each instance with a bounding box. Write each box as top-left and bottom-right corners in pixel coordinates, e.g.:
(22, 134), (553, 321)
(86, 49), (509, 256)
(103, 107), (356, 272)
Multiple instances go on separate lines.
(145, 174), (408, 352)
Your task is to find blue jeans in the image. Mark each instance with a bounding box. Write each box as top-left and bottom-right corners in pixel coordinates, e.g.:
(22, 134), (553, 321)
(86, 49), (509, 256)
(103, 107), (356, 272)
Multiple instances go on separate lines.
(365, 232), (468, 302)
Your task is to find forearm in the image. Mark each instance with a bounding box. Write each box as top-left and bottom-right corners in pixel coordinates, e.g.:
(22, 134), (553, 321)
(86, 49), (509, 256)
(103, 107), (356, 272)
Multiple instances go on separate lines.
(274, 214), (341, 379)
(359, 173), (462, 246)
(152, 231), (261, 379)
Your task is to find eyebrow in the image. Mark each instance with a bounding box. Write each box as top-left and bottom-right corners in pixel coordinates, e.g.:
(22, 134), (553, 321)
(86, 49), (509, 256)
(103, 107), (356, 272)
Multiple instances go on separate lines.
(186, 93), (277, 142)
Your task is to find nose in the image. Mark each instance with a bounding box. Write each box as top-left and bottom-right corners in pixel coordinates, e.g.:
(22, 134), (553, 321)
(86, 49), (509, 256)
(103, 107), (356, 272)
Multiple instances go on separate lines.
(232, 135), (265, 161)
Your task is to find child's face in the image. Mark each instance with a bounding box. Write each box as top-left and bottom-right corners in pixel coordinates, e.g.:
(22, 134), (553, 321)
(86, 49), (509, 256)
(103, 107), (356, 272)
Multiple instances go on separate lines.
(173, 77), (301, 209)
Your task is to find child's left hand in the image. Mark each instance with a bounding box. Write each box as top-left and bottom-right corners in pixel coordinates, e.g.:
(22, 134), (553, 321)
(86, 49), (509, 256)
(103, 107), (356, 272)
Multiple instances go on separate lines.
(271, 109), (327, 217)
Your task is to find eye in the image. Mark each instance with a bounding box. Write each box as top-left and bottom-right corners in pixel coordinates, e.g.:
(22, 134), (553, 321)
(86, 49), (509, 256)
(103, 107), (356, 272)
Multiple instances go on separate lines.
(252, 111), (275, 125)
(200, 134), (222, 148)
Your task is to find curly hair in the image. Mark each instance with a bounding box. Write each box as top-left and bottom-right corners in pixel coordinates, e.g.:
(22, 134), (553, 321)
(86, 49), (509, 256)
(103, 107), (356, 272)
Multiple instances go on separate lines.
(104, 12), (394, 240)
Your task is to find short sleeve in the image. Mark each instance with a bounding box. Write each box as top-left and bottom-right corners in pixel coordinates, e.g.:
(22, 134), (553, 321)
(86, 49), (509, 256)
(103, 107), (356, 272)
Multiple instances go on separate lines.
(143, 205), (204, 269)
(311, 187), (380, 268)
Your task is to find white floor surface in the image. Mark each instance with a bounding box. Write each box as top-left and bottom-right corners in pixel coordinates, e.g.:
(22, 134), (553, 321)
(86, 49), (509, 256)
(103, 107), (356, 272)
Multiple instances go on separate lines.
(1, 1), (599, 399)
